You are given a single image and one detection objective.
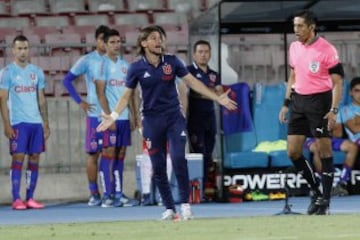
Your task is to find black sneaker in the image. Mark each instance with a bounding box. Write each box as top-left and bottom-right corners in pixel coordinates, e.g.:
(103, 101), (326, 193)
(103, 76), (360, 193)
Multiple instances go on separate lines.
(307, 194), (322, 215)
(315, 198), (330, 215)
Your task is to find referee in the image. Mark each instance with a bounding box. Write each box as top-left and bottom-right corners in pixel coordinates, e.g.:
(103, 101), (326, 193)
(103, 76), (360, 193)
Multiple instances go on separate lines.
(279, 9), (344, 215)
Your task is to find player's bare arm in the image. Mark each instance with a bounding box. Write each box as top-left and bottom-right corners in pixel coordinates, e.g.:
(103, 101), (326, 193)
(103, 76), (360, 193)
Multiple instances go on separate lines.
(215, 85), (224, 95)
(133, 87), (142, 130)
(95, 79), (115, 131)
(345, 116), (360, 134)
(182, 73), (237, 110)
(38, 89), (50, 139)
(0, 89), (15, 139)
(177, 80), (188, 117)
(324, 73), (343, 131)
(279, 68), (295, 123)
(128, 89), (138, 131)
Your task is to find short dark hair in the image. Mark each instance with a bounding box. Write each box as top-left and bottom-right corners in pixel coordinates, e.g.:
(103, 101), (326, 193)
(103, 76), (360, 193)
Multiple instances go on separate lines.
(193, 40), (211, 52)
(350, 77), (360, 90)
(103, 28), (120, 43)
(293, 9), (317, 26)
(12, 35), (28, 46)
(95, 25), (110, 39)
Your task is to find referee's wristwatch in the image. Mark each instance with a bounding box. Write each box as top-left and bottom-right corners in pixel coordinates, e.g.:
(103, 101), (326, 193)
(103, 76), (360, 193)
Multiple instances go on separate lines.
(330, 107), (339, 114)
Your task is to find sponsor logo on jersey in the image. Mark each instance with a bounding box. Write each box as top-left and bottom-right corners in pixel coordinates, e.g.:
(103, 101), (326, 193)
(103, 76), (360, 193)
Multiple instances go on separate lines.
(14, 85), (36, 93)
(109, 79), (125, 86)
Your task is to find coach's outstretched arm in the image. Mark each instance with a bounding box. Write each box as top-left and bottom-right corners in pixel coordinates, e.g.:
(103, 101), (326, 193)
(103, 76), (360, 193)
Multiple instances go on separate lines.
(182, 73), (237, 111)
(96, 87), (134, 132)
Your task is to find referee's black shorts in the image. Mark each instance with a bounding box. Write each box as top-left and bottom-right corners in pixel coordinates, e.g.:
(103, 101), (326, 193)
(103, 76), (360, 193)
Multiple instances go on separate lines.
(288, 90), (332, 138)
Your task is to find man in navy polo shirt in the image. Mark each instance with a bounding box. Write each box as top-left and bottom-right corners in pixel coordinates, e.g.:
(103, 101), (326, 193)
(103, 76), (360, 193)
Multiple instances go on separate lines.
(187, 40), (223, 199)
(97, 25), (237, 221)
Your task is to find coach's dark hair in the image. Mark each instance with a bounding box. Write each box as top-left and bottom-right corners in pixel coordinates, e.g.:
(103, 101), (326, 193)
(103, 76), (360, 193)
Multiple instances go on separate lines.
(293, 9), (317, 26)
(12, 35), (28, 46)
(103, 28), (120, 43)
(136, 25), (164, 56)
(95, 25), (110, 39)
(350, 77), (360, 90)
(193, 40), (211, 53)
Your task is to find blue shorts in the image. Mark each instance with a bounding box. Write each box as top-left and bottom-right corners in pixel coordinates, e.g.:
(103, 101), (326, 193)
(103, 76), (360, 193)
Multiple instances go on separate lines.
(304, 137), (345, 151)
(85, 116), (103, 153)
(103, 120), (131, 148)
(10, 122), (44, 155)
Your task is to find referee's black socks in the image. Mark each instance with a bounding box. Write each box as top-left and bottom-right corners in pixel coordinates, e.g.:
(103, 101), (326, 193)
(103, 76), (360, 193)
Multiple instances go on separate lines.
(292, 155), (322, 196)
(321, 157), (334, 201)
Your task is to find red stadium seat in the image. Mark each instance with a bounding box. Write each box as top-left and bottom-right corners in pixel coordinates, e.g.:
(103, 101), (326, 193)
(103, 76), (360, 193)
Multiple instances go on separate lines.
(49, 0), (86, 14)
(11, 0), (48, 16)
(153, 12), (188, 31)
(73, 14), (110, 26)
(165, 30), (188, 49)
(44, 33), (83, 56)
(124, 30), (140, 46)
(0, 1), (10, 16)
(113, 13), (149, 30)
(63, 25), (96, 42)
(0, 17), (31, 29)
(88, 0), (127, 13)
(0, 27), (22, 44)
(35, 16), (70, 28)
(23, 26), (62, 43)
(167, 0), (192, 13)
(127, 0), (166, 12)
(44, 76), (55, 97)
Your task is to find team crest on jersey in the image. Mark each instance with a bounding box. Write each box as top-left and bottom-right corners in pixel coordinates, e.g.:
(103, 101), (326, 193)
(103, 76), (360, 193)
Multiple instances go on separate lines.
(121, 67), (127, 74)
(145, 138), (152, 149)
(162, 63), (173, 75)
(309, 61), (320, 73)
(209, 73), (216, 82)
